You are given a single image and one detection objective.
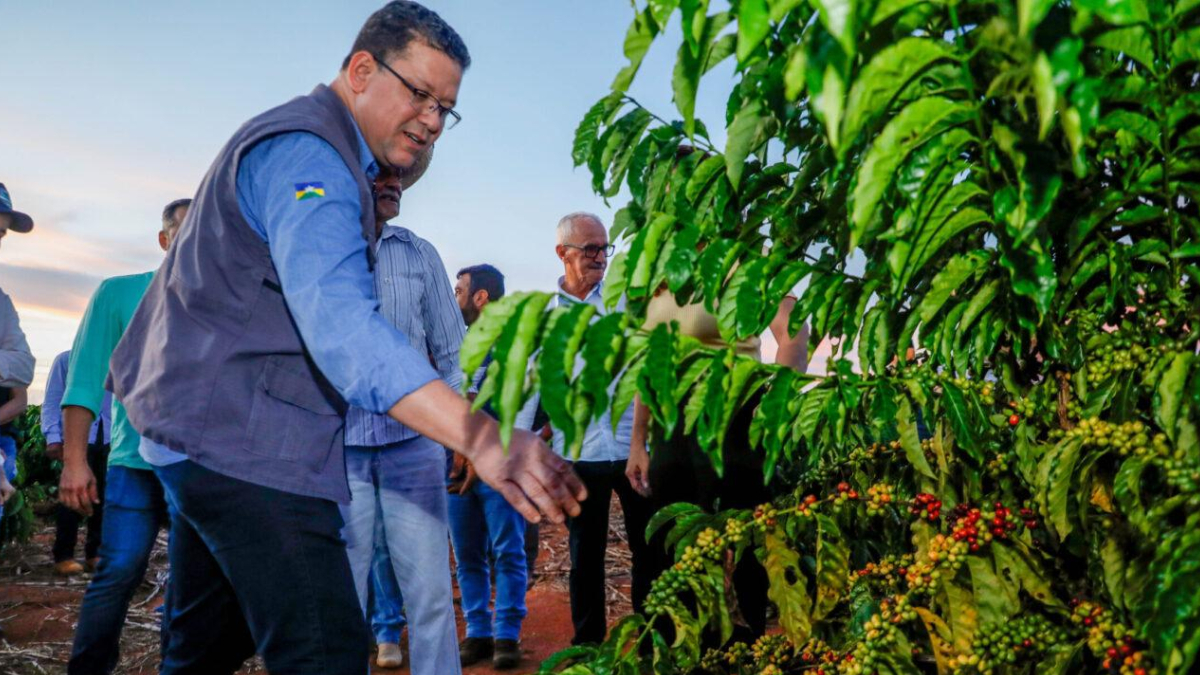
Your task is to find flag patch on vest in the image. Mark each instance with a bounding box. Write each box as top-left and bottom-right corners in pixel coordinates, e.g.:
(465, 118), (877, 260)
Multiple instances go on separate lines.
(294, 182), (326, 200)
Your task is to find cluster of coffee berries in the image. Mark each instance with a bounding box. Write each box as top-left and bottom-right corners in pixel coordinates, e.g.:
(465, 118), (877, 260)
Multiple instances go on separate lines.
(644, 527), (731, 615)
(906, 533), (969, 594)
(849, 441), (900, 462)
(986, 450), (1015, 477)
(1007, 397), (1038, 419)
(836, 612), (901, 675)
(909, 493), (942, 521)
(954, 615), (1071, 674)
(830, 482), (859, 506)
(855, 554), (913, 588)
(878, 595), (918, 625)
(948, 503), (1020, 551)
(932, 372), (998, 406)
(753, 504), (779, 529)
(1018, 506), (1039, 530)
(725, 517), (750, 544)
(796, 638), (836, 669)
(750, 634), (796, 670)
(1161, 454), (1200, 494)
(798, 493), (820, 517)
(1052, 418), (1166, 459)
(1070, 600), (1157, 675)
(1085, 339), (1151, 383)
(700, 641), (751, 672)
(865, 483), (895, 515)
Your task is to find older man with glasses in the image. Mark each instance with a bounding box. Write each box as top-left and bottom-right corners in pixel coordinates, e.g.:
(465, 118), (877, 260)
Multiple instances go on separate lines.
(517, 212), (655, 646)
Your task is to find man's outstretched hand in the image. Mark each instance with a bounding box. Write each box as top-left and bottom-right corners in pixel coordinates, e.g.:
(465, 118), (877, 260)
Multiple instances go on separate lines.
(389, 380), (586, 524)
(469, 428), (585, 524)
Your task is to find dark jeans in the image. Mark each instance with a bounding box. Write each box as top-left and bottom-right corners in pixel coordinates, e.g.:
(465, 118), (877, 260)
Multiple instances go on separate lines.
(53, 442), (110, 563)
(154, 459), (369, 675)
(646, 397), (772, 644)
(68, 466), (170, 675)
(566, 460), (654, 645)
(525, 520), (539, 579)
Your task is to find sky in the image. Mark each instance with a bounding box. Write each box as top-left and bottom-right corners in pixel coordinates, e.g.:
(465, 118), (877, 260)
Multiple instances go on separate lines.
(0, 0), (815, 403)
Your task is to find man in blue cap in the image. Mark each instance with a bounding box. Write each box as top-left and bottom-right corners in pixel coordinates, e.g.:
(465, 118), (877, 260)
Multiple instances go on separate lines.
(109, 3), (585, 674)
(0, 182), (35, 523)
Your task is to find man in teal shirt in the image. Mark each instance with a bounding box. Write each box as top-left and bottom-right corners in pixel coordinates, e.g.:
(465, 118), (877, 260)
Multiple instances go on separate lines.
(58, 198), (190, 674)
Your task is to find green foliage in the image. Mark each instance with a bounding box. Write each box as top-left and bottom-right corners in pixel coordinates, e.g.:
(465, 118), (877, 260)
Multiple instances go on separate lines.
(0, 405), (60, 547)
(464, 0), (1200, 671)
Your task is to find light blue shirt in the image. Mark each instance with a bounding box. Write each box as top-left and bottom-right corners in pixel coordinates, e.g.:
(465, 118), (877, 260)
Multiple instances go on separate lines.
(41, 350), (110, 446)
(141, 125), (439, 467)
(344, 224), (466, 447)
(518, 277), (634, 463)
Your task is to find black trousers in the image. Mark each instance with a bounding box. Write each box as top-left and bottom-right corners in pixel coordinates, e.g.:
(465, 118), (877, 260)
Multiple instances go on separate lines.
(53, 442), (110, 562)
(154, 460), (370, 675)
(566, 460), (655, 645)
(646, 397), (772, 644)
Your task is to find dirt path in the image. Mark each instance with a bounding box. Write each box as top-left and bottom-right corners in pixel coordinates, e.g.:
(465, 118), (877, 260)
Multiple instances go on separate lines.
(0, 505), (636, 675)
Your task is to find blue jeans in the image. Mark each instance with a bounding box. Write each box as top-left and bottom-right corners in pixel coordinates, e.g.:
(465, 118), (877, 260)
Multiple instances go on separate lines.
(0, 435), (16, 522)
(340, 439), (459, 675)
(448, 479), (528, 641)
(68, 466), (170, 675)
(368, 500), (406, 644)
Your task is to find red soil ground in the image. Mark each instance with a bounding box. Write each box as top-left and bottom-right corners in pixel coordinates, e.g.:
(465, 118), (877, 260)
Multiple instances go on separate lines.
(0, 503), (636, 675)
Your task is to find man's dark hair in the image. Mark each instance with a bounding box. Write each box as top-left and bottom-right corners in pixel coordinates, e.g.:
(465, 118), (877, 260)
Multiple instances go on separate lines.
(343, 1), (471, 71)
(161, 198), (192, 231)
(457, 264), (504, 302)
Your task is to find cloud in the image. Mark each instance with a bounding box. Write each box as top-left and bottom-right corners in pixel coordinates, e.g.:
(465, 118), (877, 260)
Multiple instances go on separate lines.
(0, 263), (102, 317)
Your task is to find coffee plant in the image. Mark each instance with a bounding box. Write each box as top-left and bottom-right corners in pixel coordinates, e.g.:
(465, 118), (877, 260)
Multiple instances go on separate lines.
(0, 405), (57, 546)
(459, 0), (1200, 672)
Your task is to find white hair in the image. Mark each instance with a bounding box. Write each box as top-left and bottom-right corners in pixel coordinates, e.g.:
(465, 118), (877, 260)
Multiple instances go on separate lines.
(556, 211), (604, 245)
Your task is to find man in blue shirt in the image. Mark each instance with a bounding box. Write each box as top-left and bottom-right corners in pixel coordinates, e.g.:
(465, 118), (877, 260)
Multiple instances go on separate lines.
(517, 212), (654, 646)
(42, 351), (111, 576)
(447, 264), (531, 670)
(113, 4), (584, 674)
(341, 151), (467, 675)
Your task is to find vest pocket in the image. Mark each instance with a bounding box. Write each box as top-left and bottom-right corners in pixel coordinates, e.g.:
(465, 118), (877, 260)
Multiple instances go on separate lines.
(243, 357), (343, 468)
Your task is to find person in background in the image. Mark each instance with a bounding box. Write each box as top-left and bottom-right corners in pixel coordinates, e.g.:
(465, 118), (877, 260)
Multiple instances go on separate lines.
(340, 148), (468, 675)
(518, 213), (656, 646)
(58, 199), (190, 675)
(42, 350), (112, 576)
(345, 146), (439, 671)
(0, 181), (36, 524)
(627, 266), (809, 647)
(447, 263), (529, 669)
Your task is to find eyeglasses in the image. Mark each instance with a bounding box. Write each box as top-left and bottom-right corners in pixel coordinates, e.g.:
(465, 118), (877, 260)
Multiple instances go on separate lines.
(373, 54), (462, 130)
(562, 243), (615, 259)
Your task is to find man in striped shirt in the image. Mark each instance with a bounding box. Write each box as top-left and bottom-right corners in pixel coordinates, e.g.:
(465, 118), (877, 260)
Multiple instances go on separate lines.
(339, 150), (467, 675)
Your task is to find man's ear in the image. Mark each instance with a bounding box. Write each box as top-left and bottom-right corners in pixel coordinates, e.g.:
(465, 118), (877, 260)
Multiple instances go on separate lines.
(473, 289), (490, 309)
(555, 244), (567, 261)
(344, 51), (377, 95)
(158, 230), (170, 251)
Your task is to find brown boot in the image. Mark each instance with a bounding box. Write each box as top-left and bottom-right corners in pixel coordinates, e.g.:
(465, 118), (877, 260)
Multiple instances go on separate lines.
(54, 560), (84, 576)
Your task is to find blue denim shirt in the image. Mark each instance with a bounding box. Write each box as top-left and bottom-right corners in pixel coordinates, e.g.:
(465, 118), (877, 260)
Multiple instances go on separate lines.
(42, 350), (111, 446)
(140, 128), (438, 468)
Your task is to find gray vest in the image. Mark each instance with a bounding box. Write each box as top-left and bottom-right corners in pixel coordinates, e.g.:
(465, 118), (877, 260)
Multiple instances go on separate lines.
(110, 85), (376, 502)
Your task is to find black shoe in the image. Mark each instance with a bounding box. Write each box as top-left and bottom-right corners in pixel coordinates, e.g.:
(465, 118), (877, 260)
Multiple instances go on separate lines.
(493, 639), (521, 670)
(460, 636), (494, 666)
